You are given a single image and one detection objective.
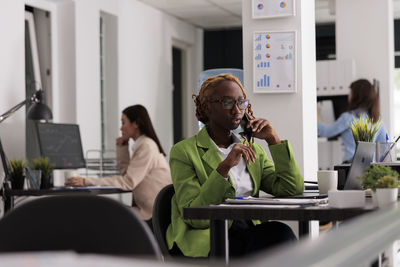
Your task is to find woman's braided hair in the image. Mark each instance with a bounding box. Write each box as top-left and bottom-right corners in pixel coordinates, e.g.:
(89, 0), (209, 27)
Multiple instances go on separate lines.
(192, 73), (254, 125)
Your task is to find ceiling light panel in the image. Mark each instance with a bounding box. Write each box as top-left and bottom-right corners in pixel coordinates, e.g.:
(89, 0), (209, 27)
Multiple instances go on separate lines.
(207, 0), (242, 4)
(171, 6), (233, 19)
(139, 0), (211, 10)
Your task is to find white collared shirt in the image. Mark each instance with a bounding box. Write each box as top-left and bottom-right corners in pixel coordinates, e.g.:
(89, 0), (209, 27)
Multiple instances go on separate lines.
(212, 134), (254, 197)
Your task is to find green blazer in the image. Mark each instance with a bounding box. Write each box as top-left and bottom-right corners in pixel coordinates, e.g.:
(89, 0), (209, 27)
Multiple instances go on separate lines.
(166, 127), (304, 257)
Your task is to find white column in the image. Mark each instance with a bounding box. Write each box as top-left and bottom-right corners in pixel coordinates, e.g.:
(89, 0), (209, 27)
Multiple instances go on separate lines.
(0, 0), (25, 159)
(336, 0), (394, 136)
(242, 1), (318, 181)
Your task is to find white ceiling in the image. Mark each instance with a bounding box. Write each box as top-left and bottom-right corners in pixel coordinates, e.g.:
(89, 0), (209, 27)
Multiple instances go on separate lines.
(137, 0), (242, 29)
(137, 0), (400, 29)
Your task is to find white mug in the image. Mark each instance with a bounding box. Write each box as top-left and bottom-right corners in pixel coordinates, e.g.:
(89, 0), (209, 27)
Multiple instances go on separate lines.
(64, 170), (78, 180)
(318, 170), (338, 194)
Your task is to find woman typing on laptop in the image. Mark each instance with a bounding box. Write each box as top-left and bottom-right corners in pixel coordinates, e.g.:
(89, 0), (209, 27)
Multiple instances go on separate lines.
(65, 105), (172, 228)
(317, 79), (388, 163)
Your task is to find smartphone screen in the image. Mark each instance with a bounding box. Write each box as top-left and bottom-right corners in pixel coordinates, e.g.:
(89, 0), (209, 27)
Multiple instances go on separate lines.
(240, 113), (253, 143)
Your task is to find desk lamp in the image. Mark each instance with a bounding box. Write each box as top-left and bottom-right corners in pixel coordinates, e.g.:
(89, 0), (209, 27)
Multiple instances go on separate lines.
(0, 89), (53, 210)
(0, 89), (52, 123)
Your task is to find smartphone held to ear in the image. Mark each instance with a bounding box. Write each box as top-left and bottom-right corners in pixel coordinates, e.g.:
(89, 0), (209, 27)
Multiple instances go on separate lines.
(240, 113), (253, 143)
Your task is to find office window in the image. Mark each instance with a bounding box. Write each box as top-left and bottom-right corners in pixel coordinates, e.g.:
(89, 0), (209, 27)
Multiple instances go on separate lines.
(394, 70), (400, 152)
(25, 7), (53, 162)
(25, 9), (44, 161)
(100, 15), (105, 151)
(172, 47), (183, 144)
(394, 20), (400, 68)
(316, 24), (336, 60)
(99, 12), (119, 153)
(204, 28), (243, 69)
(394, 20), (400, 158)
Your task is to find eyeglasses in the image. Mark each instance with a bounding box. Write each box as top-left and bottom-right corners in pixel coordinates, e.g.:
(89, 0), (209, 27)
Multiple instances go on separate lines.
(208, 98), (249, 110)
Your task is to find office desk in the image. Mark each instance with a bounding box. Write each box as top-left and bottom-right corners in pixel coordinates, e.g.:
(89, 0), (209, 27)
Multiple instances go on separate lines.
(2, 187), (131, 213)
(183, 201), (375, 261)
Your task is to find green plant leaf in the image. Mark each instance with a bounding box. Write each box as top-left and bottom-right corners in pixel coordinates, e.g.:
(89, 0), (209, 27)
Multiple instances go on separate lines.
(376, 176), (398, 188)
(359, 165), (399, 191)
(350, 116), (381, 142)
(8, 158), (26, 178)
(31, 157), (53, 177)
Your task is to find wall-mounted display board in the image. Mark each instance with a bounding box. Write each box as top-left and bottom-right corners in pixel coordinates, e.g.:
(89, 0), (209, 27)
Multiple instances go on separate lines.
(252, 0), (295, 19)
(253, 31), (296, 93)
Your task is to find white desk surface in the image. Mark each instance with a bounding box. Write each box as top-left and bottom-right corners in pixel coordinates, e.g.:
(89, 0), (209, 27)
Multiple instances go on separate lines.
(0, 251), (187, 267)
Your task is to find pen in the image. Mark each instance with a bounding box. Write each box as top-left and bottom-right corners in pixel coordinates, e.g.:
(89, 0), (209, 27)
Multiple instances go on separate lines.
(235, 196), (250, 200)
(380, 135), (400, 162)
(25, 167), (39, 189)
(38, 168), (41, 189)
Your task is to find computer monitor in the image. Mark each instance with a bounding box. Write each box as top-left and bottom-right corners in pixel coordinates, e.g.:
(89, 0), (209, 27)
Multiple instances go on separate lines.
(317, 95), (348, 120)
(0, 137), (10, 183)
(36, 123), (86, 169)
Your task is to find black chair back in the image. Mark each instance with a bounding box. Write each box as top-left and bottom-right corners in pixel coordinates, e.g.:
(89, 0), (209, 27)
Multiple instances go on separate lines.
(152, 184), (175, 258)
(0, 195), (162, 260)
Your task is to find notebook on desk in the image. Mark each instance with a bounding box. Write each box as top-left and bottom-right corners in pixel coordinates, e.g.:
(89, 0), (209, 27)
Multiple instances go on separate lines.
(304, 181), (319, 191)
(225, 196), (328, 206)
(344, 141), (376, 190)
(287, 193), (328, 199)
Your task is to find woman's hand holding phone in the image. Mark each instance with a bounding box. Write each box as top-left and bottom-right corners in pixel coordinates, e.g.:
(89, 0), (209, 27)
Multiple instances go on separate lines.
(240, 113), (253, 144)
(248, 117), (281, 145)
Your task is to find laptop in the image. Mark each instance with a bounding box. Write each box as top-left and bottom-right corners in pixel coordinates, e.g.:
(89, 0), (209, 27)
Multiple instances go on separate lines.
(344, 142), (376, 190)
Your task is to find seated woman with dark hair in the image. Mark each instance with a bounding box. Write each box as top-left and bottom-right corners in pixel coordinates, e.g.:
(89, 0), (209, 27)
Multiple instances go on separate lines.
(166, 74), (304, 258)
(66, 105), (172, 228)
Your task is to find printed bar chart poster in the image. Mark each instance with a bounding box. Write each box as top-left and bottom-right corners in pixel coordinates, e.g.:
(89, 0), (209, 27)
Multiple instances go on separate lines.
(252, 0), (295, 19)
(253, 31), (296, 93)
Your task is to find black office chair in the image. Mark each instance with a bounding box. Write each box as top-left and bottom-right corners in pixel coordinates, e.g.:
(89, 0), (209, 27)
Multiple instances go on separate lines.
(0, 195), (162, 260)
(152, 184), (175, 259)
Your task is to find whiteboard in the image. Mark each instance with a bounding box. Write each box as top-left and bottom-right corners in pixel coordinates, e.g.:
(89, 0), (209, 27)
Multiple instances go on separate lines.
(252, 0), (295, 19)
(253, 31), (296, 93)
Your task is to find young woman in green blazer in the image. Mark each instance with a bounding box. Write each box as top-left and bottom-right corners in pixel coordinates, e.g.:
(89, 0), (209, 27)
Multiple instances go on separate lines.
(166, 74), (304, 258)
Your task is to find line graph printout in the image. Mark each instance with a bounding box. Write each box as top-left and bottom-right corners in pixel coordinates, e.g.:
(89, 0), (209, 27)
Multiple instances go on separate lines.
(253, 31), (296, 93)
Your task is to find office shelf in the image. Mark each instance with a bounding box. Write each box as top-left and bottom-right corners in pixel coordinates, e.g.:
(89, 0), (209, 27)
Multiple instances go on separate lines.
(85, 149), (119, 177)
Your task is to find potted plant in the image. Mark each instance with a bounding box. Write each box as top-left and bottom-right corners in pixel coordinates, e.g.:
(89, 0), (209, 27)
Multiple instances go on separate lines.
(359, 165), (399, 207)
(350, 116), (381, 143)
(32, 157), (53, 189)
(375, 176), (398, 207)
(8, 159), (26, 189)
(360, 165), (399, 191)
